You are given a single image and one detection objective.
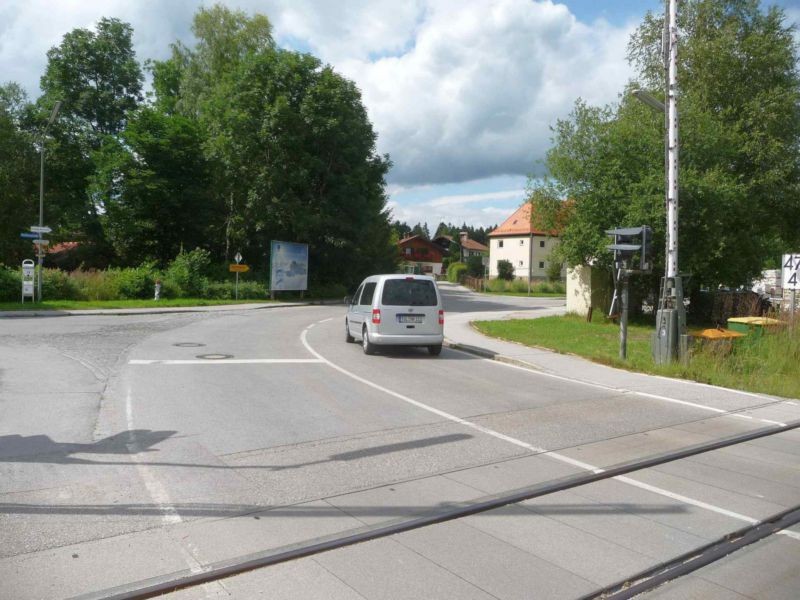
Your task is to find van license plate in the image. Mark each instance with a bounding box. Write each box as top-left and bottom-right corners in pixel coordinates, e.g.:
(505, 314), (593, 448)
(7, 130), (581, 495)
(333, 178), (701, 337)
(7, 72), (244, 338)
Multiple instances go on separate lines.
(398, 314), (424, 323)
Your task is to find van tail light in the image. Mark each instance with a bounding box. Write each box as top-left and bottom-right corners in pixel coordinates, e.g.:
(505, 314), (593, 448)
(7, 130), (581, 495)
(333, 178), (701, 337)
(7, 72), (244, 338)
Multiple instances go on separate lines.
(438, 309), (444, 325)
(372, 309), (381, 324)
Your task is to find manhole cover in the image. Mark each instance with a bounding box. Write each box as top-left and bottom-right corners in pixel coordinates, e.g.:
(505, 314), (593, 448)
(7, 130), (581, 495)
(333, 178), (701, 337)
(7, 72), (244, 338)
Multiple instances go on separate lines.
(196, 353), (234, 360)
(173, 342), (206, 347)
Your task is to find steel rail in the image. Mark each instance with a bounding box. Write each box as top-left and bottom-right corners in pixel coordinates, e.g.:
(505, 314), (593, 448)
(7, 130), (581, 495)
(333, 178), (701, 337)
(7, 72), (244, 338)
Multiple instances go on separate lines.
(70, 418), (800, 600)
(580, 503), (800, 599)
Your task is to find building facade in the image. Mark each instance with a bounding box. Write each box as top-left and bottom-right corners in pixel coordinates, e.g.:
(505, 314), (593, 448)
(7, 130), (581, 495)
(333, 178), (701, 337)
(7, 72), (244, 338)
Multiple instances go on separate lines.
(397, 235), (445, 275)
(488, 202), (562, 279)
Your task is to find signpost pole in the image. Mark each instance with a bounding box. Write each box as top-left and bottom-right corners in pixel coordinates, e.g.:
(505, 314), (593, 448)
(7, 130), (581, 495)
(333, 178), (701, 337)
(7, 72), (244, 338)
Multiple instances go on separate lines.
(235, 272), (239, 300)
(620, 270), (629, 360)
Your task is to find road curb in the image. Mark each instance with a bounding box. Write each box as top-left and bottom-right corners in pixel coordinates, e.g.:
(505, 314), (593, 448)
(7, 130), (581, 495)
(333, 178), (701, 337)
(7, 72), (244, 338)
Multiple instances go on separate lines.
(443, 338), (546, 373)
(0, 300), (344, 318)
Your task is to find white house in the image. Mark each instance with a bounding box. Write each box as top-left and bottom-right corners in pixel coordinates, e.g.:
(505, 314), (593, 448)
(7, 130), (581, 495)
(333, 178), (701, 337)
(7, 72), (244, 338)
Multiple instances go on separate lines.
(488, 202), (562, 279)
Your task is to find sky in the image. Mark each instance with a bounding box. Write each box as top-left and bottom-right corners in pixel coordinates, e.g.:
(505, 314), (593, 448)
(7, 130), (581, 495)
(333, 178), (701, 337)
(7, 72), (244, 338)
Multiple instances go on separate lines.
(1, 0), (798, 232)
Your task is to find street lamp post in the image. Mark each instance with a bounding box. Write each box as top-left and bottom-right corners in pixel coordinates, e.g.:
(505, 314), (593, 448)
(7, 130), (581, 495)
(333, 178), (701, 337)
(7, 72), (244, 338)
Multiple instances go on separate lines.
(38, 101), (61, 301)
(632, 0), (687, 363)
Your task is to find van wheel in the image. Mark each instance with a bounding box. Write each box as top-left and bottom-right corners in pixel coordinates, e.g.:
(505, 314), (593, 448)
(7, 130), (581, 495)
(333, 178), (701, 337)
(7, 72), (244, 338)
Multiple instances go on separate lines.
(345, 320), (355, 343)
(428, 345), (442, 356)
(362, 327), (376, 355)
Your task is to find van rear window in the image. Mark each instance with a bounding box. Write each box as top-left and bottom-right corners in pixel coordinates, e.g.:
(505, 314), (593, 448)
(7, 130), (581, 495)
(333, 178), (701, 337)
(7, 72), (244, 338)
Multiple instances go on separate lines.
(381, 279), (437, 306)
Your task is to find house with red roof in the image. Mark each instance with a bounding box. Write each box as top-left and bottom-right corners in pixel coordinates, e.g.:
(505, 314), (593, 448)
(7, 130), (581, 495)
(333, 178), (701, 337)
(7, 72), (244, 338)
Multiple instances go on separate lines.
(456, 232), (488, 263)
(397, 235), (446, 275)
(488, 202), (562, 279)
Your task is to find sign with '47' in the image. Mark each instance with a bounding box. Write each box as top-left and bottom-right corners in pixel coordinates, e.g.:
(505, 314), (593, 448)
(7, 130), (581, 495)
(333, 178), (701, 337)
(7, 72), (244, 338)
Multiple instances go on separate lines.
(783, 254), (800, 290)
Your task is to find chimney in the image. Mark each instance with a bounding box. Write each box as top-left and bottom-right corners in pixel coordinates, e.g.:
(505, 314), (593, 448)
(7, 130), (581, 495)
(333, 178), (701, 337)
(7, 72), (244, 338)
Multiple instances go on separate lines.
(459, 231), (468, 244)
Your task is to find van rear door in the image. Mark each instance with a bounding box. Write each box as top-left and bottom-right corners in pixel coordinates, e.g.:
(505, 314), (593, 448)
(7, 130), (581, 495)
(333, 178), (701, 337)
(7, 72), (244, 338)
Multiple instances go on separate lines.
(378, 277), (441, 335)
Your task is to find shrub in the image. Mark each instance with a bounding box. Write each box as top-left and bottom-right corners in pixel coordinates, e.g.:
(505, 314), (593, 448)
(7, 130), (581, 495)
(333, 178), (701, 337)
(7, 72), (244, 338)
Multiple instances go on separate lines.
(447, 262), (467, 283)
(546, 259), (563, 282)
(497, 260), (515, 280)
(42, 269), (83, 300)
(115, 265), (157, 299)
(0, 266), (19, 302)
(466, 255), (485, 277)
(158, 277), (183, 299)
(203, 281), (267, 300)
(165, 248), (211, 297)
(69, 270), (119, 300)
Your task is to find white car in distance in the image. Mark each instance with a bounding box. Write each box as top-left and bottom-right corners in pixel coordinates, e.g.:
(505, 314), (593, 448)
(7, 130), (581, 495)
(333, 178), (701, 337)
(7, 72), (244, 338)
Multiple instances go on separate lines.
(345, 274), (444, 356)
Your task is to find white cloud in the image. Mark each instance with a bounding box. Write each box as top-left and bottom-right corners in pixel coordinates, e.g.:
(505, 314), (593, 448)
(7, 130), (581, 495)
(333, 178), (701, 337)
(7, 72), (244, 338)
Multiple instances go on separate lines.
(0, 0), (635, 188)
(428, 189), (524, 208)
(332, 0), (636, 184)
(388, 185), (526, 230)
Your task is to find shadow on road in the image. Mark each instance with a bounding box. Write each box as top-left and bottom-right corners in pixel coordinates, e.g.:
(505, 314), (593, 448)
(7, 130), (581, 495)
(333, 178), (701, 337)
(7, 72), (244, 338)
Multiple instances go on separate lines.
(0, 431), (474, 471)
(0, 430), (177, 464)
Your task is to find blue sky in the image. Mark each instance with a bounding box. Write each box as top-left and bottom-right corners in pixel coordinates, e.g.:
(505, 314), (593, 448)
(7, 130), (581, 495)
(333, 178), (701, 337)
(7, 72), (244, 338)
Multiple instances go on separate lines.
(1, 0), (797, 231)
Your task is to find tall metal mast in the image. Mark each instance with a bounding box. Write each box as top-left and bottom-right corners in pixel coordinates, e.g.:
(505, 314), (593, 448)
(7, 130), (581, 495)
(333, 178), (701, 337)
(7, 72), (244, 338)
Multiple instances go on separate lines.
(667, 0), (679, 280)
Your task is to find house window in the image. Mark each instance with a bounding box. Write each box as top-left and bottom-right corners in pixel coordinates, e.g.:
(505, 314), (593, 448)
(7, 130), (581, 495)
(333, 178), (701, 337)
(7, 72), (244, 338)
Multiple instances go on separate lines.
(539, 261), (545, 269)
(404, 248), (412, 255)
(520, 239), (524, 246)
(540, 240), (545, 248)
(498, 240), (504, 248)
(519, 260), (523, 267)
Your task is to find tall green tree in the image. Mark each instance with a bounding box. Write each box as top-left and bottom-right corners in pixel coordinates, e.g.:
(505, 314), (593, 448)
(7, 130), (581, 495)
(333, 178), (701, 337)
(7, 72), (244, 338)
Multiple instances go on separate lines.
(92, 108), (214, 265)
(153, 4), (396, 286)
(38, 17), (144, 266)
(534, 0), (800, 292)
(0, 83), (38, 265)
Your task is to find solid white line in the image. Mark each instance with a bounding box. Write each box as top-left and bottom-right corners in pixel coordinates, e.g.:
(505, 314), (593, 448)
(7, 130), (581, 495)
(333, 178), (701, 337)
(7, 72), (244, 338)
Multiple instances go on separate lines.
(129, 358), (325, 365)
(124, 389), (182, 526)
(318, 318), (333, 324)
(301, 327), (799, 541)
(124, 391), (214, 582)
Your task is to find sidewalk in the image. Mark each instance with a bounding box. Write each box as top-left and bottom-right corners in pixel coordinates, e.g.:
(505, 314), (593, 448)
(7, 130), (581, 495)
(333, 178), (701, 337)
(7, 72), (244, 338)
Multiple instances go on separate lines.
(0, 300), (340, 318)
(443, 293), (793, 413)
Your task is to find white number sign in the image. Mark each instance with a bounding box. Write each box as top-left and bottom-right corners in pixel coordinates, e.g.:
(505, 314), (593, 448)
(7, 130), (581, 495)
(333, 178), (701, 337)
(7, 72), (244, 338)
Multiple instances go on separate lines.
(783, 253), (800, 290)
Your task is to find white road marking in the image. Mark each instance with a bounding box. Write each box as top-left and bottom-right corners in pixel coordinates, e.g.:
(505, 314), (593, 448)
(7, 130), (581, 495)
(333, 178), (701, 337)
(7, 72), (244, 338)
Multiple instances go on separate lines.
(301, 326), (800, 541)
(318, 318), (333, 324)
(124, 389), (212, 579)
(482, 353), (790, 428)
(129, 358), (324, 365)
(124, 389), (182, 526)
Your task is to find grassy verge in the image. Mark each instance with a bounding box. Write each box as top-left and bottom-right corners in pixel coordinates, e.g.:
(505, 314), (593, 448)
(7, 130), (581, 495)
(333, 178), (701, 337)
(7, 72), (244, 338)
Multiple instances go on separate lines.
(473, 313), (799, 398)
(477, 290), (566, 298)
(0, 298), (278, 311)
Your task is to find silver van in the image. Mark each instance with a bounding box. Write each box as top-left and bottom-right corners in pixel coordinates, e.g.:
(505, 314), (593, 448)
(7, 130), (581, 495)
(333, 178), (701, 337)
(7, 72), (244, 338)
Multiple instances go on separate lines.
(345, 274), (444, 355)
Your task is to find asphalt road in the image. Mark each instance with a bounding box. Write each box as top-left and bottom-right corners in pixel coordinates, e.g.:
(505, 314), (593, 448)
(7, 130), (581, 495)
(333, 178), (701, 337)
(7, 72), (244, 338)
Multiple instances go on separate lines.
(1, 287), (798, 599)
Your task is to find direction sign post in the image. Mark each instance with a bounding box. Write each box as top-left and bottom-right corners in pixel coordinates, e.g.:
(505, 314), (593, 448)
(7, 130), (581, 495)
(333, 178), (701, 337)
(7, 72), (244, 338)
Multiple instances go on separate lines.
(783, 254), (800, 315)
(234, 253), (242, 299)
(231, 255), (245, 300)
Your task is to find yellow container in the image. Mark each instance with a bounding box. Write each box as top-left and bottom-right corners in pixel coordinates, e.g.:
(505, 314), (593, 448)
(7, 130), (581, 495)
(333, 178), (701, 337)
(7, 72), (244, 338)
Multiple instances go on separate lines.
(726, 317), (785, 338)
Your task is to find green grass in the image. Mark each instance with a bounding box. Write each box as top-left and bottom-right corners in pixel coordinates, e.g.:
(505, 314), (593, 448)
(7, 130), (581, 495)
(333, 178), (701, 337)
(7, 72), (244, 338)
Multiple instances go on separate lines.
(0, 298), (278, 311)
(473, 313), (800, 398)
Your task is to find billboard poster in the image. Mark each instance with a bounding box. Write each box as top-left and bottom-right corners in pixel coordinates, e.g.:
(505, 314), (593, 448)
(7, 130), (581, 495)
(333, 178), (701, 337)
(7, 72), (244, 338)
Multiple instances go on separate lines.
(270, 241), (309, 291)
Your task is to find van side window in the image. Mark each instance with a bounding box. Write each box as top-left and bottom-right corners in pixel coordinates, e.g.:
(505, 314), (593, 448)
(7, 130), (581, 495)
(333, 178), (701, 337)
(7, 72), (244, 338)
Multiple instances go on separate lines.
(359, 282), (377, 306)
(353, 284), (364, 305)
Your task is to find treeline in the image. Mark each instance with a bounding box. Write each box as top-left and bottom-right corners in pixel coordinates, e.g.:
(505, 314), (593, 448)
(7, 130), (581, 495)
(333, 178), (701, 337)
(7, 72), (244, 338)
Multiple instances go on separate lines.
(391, 220), (495, 245)
(0, 5), (397, 289)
